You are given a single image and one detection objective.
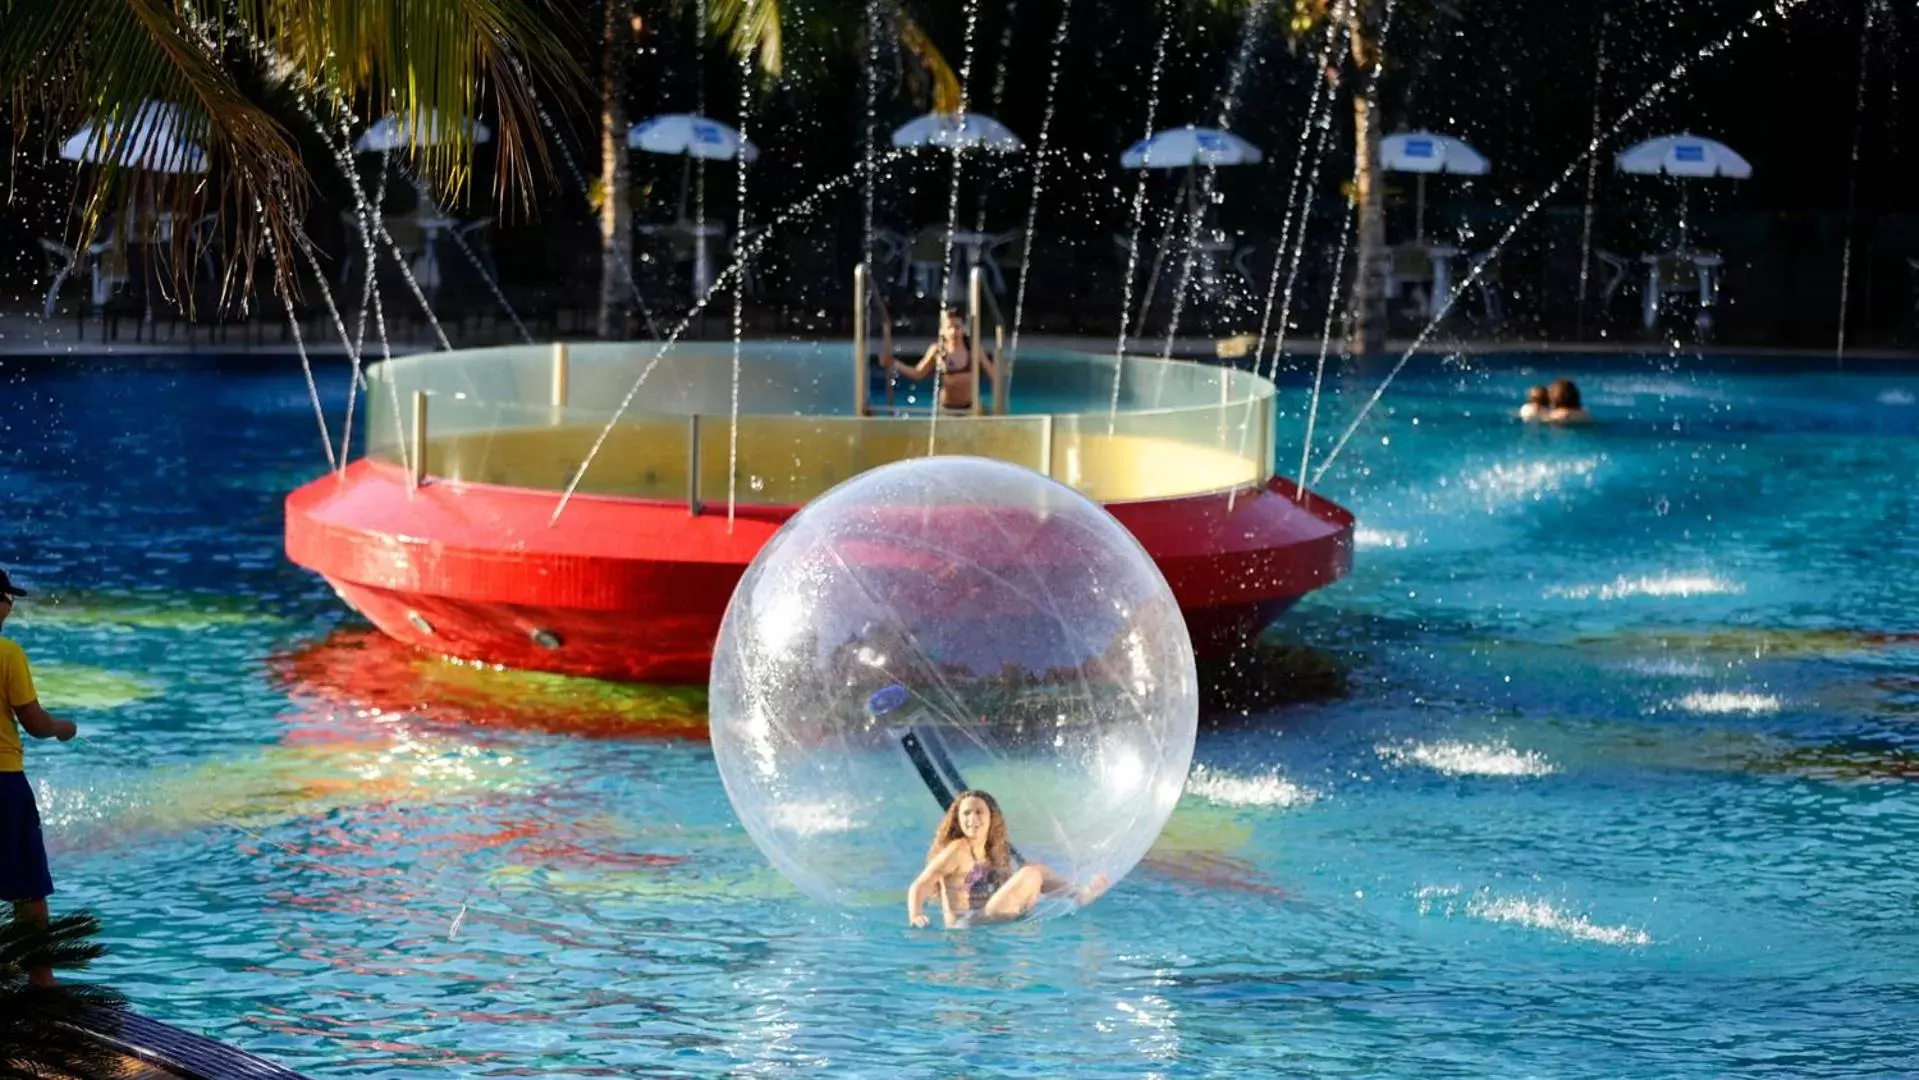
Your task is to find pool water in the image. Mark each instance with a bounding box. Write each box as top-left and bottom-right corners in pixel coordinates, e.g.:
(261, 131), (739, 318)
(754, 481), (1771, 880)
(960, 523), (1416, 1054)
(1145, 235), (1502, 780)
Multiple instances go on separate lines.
(5, 355), (1919, 1077)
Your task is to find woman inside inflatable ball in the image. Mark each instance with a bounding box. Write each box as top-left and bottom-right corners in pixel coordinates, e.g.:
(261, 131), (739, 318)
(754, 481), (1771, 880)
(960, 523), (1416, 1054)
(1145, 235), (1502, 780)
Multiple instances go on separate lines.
(707, 456), (1199, 929)
(908, 787), (1109, 928)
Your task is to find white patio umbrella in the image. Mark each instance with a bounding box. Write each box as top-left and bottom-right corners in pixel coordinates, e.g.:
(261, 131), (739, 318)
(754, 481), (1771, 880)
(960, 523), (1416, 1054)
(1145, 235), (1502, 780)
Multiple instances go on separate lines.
(1120, 125), (1263, 169)
(352, 111), (494, 293)
(61, 101), (207, 174)
(354, 110), (492, 153)
(1381, 131), (1489, 242)
(891, 112), (1024, 153)
(1614, 133), (1751, 178)
(628, 113), (759, 162)
(1616, 132), (1750, 247)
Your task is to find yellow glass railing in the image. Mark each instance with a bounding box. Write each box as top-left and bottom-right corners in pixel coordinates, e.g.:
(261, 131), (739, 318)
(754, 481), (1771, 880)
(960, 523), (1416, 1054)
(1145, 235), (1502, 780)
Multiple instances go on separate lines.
(362, 343), (1275, 506)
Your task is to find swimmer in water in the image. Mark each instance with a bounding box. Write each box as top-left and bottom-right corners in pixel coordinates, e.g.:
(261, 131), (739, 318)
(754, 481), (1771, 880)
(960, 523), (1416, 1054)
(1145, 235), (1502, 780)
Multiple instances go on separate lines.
(906, 789), (1107, 928)
(1545, 377), (1593, 425)
(1518, 384), (1549, 422)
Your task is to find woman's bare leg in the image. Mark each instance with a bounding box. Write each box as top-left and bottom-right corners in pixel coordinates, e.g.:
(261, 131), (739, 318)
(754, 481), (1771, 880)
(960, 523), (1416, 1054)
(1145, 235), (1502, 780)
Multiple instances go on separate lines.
(981, 865), (1047, 920)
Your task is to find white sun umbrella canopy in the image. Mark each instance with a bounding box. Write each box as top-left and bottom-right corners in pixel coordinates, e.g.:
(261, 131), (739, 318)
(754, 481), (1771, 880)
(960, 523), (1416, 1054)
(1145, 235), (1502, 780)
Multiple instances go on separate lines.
(891, 112), (1024, 153)
(629, 113), (760, 161)
(354, 110), (493, 152)
(1121, 126), (1262, 169)
(1617, 133), (1750, 249)
(1615, 133), (1752, 178)
(61, 101), (207, 174)
(1381, 131), (1489, 242)
(1381, 131), (1489, 175)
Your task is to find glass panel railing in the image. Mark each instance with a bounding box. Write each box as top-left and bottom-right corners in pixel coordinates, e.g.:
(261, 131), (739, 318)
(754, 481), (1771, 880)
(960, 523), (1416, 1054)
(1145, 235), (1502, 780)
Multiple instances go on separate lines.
(1049, 399), (1272, 502)
(692, 414), (1051, 507)
(362, 346), (1278, 505)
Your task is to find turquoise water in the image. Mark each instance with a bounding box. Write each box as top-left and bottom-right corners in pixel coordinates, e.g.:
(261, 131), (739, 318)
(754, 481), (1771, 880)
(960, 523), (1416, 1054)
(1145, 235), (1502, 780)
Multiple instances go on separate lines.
(5, 355), (1919, 1077)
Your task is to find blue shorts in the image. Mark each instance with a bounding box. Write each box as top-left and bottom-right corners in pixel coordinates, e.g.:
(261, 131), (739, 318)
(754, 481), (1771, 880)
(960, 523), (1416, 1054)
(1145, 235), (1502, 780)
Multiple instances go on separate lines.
(0, 771), (54, 902)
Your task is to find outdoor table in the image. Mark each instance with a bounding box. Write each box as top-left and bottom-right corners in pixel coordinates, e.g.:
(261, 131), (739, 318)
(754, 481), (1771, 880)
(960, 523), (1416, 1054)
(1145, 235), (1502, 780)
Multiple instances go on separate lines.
(1426, 245), (1462, 318)
(412, 212), (462, 292)
(1640, 251), (1724, 329)
(639, 220), (728, 299)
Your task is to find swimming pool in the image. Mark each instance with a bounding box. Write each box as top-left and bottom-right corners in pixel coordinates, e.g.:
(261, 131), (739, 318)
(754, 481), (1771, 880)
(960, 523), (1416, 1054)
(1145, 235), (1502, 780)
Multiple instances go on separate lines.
(5, 353), (1918, 1077)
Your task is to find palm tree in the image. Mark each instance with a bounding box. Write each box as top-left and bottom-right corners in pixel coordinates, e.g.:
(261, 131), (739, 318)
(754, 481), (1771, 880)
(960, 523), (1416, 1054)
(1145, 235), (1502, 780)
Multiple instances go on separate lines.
(1, 909), (129, 1079)
(0, 0), (577, 310)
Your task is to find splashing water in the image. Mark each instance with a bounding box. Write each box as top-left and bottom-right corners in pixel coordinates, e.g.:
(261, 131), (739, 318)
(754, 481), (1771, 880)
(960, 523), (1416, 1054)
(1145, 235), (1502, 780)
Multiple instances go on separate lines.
(549, 154), (912, 524)
(928, 0), (986, 456)
(1836, 0), (1877, 362)
(1185, 764), (1320, 809)
(1310, 0), (1818, 486)
(1295, 0), (1395, 491)
(1108, 0), (1176, 424)
(1249, 11), (1349, 383)
(1157, 3), (1266, 371)
(1377, 739), (1557, 778)
(1574, 8), (1612, 338)
(728, 53), (753, 529)
(1008, 0), (1076, 361)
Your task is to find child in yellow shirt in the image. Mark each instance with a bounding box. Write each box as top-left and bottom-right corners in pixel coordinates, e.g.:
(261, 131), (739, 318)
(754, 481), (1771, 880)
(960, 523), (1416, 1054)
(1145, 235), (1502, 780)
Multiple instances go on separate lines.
(0, 569), (77, 987)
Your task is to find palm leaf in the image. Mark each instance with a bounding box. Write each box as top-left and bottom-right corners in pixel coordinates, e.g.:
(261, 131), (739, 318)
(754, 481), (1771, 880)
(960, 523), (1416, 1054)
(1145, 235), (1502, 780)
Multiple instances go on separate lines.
(704, 0), (957, 111)
(0, 0), (579, 307)
(0, 911), (128, 1080)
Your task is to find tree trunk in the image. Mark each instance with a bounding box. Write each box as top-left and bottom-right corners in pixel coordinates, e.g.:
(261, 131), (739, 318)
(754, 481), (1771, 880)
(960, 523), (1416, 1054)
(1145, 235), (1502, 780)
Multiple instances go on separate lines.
(597, 0), (633, 340)
(1346, 4), (1389, 356)
(1349, 80), (1388, 355)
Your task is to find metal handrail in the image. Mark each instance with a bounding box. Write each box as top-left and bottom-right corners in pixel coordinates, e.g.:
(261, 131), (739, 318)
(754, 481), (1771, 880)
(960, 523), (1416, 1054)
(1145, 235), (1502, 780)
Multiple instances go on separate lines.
(967, 265), (1016, 416)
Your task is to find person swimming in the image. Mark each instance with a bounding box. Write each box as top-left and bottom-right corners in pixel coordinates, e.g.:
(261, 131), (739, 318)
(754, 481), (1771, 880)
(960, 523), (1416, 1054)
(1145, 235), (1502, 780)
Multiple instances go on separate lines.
(1545, 377), (1593, 424)
(905, 789), (1106, 928)
(1518, 384), (1549, 422)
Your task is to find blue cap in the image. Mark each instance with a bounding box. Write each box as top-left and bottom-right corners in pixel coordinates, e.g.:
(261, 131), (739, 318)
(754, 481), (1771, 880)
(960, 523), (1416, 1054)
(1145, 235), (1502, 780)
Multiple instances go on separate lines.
(867, 682), (910, 716)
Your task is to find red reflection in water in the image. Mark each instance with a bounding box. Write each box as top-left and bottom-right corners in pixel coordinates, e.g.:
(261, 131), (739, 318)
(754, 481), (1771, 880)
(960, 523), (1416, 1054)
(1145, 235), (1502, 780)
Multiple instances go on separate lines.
(1142, 851), (1291, 900)
(268, 628), (710, 742)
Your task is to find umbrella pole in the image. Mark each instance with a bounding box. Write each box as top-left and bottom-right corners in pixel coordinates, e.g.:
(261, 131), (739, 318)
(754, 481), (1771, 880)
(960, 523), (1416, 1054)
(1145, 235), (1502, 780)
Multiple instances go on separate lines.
(1678, 180), (1689, 252)
(1415, 174), (1426, 244)
(677, 155), (691, 224)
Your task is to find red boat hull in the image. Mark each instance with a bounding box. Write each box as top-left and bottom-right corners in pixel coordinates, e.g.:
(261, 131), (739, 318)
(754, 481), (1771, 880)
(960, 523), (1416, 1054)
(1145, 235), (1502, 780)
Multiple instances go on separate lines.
(285, 459), (1353, 684)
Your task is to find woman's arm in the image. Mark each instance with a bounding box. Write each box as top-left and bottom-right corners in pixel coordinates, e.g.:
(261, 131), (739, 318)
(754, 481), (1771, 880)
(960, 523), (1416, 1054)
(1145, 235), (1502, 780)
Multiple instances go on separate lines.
(892, 344), (942, 382)
(907, 841), (963, 927)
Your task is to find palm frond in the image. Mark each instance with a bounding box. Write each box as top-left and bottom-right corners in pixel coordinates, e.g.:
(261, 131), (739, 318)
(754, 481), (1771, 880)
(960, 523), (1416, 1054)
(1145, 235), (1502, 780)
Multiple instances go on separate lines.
(2, 0), (304, 304)
(0, 911), (128, 1080)
(710, 0), (785, 74)
(0, 0), (579, 304)
(891, 9), (959, 113)
(238, 0), (579, 205)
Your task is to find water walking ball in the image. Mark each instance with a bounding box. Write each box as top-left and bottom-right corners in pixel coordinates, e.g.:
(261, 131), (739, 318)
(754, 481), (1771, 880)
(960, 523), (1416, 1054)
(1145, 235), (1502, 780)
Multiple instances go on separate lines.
(708, 456), (1199, 918)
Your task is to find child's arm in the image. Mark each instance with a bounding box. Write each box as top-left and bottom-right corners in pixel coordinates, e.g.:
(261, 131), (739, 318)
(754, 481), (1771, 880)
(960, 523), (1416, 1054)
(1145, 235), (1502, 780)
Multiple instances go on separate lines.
(13, 700), (76, 741)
